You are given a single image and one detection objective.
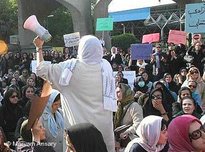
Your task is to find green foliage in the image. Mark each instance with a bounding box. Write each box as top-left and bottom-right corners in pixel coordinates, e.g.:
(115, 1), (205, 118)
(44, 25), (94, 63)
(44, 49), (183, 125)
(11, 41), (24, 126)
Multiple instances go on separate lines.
(0, 0), (18, 42)
(47, 6), (74, 46)
(111, 33), (137, 52)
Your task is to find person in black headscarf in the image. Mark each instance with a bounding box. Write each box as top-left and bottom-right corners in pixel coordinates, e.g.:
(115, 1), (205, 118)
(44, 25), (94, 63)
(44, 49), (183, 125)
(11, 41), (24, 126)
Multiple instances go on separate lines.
(66, 123), (108, 152)
(143, 88), (172, 123)
(0, 88), (23, 142)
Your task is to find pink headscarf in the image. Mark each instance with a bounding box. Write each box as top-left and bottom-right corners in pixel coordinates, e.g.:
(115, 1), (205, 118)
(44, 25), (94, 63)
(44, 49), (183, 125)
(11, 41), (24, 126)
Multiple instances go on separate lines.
(168, 115), (202, 152)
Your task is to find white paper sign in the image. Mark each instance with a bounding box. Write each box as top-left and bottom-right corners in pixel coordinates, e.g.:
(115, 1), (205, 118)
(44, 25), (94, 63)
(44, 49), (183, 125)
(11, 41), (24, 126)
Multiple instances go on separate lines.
(114, 71), (136, 89)
(63, 32), (80, 47)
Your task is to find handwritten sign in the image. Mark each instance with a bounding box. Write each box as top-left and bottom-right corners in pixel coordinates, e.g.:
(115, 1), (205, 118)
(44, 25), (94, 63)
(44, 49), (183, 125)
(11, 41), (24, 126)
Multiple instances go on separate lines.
(168, 30), (187, 45)
(96, 18), (113, 31)
(185, 3), (205, 33)
(63, 32), (80, 47)
(131, 44), (152, 60)
(142, 33), (160, 43)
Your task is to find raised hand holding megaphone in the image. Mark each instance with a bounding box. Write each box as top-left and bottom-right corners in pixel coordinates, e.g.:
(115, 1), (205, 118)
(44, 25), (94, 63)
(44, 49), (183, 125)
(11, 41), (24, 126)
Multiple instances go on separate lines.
(23, 15), (52, 42)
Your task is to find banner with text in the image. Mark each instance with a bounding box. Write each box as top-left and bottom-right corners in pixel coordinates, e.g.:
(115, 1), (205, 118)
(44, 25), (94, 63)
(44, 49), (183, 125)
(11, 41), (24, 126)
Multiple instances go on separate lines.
(168, 30), (187, 45)
(131, 44), (152, 60)
(185, 3), (205, 33)
(142, 33), (160, 43)
(63, 32), (80, 47)
(96, 18), (113, 31)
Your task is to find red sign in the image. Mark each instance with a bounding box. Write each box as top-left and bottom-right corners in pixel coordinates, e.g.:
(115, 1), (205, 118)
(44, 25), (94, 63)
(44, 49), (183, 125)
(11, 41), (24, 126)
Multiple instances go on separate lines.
(142, 33), (160, 43)
(168, 30), (187, 45)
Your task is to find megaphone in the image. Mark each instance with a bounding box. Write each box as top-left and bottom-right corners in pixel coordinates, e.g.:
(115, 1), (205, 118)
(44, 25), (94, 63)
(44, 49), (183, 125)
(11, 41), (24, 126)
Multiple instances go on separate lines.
(23, 15), (52, 42)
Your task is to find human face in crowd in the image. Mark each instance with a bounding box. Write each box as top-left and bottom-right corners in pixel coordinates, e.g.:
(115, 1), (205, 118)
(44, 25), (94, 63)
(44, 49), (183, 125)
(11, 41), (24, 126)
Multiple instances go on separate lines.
(22, 70), (28, 76)
(156, 45), (161, 52)
(151, 90), (163, 107)
(180, 90), (191, 99)
(142, 72), (148, 81)
(25, 87), (34, 99)
(9, 92), (18, 104)
(189, 68), (199, 80)
(52, 99), (61, 114)
(180, 69), (187, 76)
(165, 74), (172, 83)
(182, 98), (195, 114)
(116, 86), (123, 101)
(194, 42), (201, 51)
(189, 121), (205, 151)
(157, 125), (168, 145)
(13, 71), (20, 79)
(188, 81), (197, 92)
(27, 78), (35, 87)
(10, 78), (17, 85)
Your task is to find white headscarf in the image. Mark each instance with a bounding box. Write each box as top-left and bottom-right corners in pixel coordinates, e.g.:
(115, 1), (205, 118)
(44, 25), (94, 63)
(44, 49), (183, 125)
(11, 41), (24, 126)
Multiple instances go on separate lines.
(78, 35), (103, 64)
(42, 89), (64, 138)
(59, 35), (117, 112)
(125, 115), (165, 152)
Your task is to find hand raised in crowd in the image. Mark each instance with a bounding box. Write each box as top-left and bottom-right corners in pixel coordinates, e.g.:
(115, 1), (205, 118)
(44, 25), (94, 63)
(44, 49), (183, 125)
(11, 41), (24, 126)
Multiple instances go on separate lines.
(152, 99), (165, 112)
(33, 36), (44, 48)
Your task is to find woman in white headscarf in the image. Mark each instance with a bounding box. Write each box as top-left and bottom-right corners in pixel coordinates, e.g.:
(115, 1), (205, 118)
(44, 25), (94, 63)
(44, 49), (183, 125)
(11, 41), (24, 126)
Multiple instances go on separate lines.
(41, 89), (64, 152)
(125, 115), (168, 152)
(34, 35), (116, 152)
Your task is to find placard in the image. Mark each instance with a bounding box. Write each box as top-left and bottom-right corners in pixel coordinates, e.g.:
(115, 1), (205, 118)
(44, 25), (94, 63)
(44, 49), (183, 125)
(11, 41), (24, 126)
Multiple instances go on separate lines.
(96, 18), (113, 31)
(167, 30), (187, 45)
(131, 44), (152, 60)
(185, 3), (205, 33)
(142, 33), (160, 43)
(63, 32), (80, 47)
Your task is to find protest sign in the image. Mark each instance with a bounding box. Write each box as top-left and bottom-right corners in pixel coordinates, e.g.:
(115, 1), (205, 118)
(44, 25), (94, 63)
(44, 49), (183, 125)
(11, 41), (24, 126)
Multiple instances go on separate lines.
(131, 44), (152, 60)
(96, 18), (113, 31)
(63, 32), (80, 47)
(142, 33), (160, 43)
(168, 30), (187, 45)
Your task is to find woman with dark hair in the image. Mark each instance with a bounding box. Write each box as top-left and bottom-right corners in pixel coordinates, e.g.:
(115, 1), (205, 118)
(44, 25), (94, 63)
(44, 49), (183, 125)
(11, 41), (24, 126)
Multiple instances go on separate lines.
(152, 81), (176, 103)
(143, 88), (172, 122)
(173, 96), (202, 119)
(21, 85), (35, 111)
(125, 115), (168, 152)
(0, 88), (23, 142)
(162, 73), (180, 95)
(173, 87), (202, 116)
(0, 127), (13, 152)
(66, 123), (108, 152)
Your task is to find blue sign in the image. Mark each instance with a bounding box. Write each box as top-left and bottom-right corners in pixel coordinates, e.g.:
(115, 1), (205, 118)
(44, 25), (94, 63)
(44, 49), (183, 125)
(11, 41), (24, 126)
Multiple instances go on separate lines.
(109, 8), (150, 22)
(185, 3), (205, 33)
(131, 44), (153, 60)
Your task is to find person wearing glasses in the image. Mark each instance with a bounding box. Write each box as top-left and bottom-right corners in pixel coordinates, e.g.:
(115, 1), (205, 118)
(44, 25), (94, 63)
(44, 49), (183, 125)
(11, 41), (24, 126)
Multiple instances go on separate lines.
(0, 88), (23, 143)
(168, 115), (205, 152)
(182, 66), (205, 111)
(143, 88), (172, 122)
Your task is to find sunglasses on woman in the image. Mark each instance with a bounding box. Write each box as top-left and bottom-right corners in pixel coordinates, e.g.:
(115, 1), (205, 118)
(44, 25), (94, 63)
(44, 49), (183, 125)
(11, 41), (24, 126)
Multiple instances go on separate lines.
(189, 125), (205, 141)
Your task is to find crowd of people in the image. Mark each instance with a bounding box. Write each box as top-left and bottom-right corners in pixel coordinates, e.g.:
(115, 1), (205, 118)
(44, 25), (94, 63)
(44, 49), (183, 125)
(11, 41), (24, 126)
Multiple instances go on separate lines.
(0, 35), (205, 152)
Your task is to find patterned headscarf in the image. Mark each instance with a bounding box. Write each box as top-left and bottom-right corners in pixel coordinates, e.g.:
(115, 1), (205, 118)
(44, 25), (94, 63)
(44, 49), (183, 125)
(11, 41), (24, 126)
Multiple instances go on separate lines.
(114, 83), (134, 128)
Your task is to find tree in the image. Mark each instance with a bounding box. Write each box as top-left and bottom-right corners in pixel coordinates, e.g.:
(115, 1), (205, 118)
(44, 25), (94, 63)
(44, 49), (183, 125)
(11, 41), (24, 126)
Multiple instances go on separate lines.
(0, 0), (18, 42)
(111, 33), (137, 52)
(46, 6), (74, 46)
